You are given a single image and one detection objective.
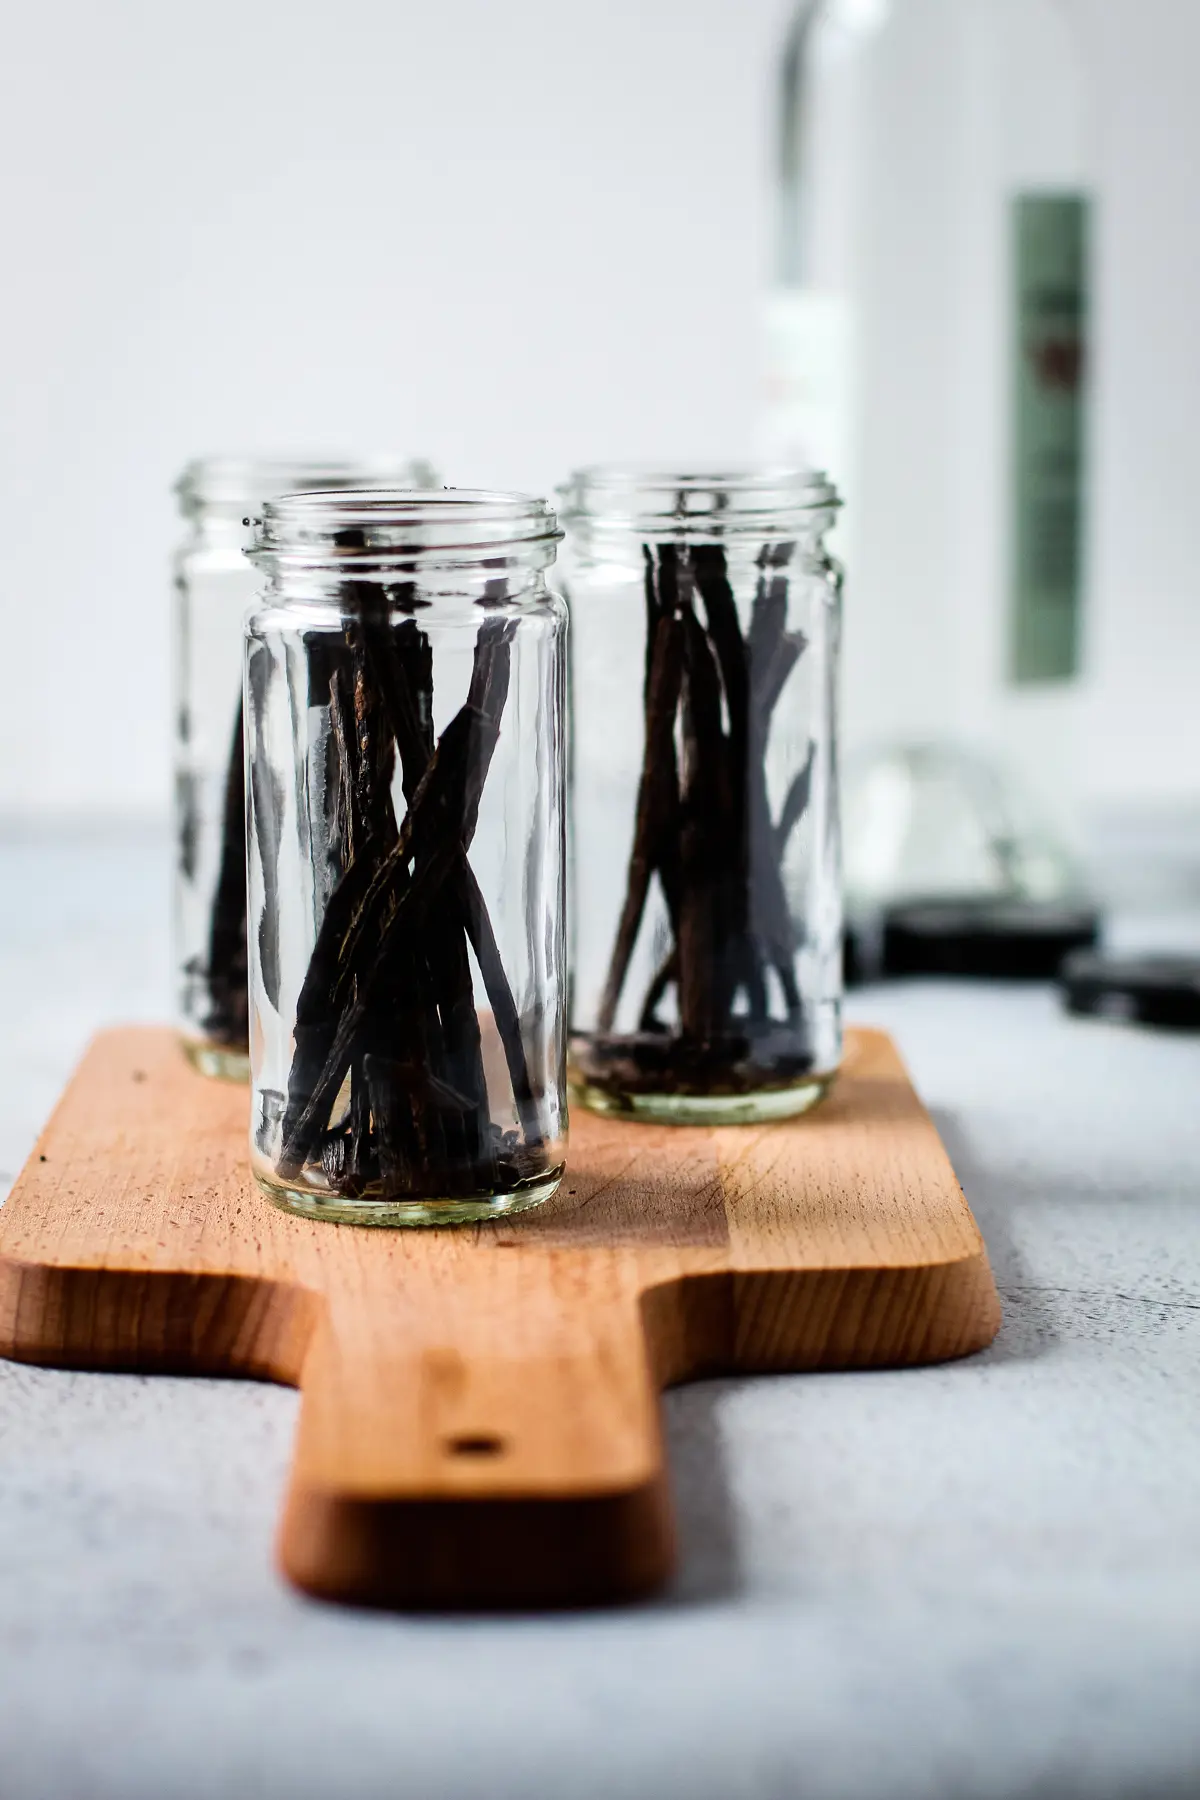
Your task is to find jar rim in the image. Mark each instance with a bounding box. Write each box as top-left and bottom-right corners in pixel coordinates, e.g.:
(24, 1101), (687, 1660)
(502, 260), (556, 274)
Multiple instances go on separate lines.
(249, 488), (563, 570)
(559, 465), (840, 536)
(176, 455), (439, 515)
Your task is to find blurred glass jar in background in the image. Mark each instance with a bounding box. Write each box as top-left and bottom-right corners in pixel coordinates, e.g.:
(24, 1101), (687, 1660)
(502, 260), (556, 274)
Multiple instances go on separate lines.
(244, 490), (568, 1226)
(845, 741), (1082, 911)
(843, 740), (1099, 981)
(173, 455), (435, 1078)
(561, 469), (843, 1125)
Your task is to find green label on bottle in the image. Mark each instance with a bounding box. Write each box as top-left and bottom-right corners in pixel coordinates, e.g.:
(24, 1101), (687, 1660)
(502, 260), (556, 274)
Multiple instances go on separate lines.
(1009, 193), (1089, 684)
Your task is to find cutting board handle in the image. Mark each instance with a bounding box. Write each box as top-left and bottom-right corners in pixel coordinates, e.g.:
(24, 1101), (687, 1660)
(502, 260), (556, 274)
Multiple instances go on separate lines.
(277, 1286), (676, 1608)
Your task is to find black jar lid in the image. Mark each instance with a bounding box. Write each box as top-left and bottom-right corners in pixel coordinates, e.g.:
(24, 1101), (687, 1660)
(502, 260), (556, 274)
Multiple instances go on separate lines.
(847, 898), (1101, 984)
(1059, 950), (1200, 1031)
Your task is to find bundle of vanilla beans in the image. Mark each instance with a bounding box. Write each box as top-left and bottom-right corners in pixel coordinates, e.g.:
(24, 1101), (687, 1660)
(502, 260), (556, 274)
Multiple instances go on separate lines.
(252, 573), (548, 1200)
(573, 539), (816, 1097)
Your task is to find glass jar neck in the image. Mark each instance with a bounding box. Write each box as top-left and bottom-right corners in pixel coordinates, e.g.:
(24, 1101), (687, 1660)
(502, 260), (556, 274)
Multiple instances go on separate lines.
(558, 467), (840, 559)
(175, 456), (439, 536)
(249, 489), (563, 604)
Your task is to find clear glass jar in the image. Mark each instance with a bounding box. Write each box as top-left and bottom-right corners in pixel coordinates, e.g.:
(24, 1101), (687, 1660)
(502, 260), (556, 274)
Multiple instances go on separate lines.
(561, 469), (843, 1125)
(174, 455), (435, 1079)
(244, 489), (568, 1226)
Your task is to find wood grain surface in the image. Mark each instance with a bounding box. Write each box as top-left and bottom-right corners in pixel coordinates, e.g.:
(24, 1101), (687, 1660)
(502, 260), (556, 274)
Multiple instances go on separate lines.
(0, 1026), (999, 1609)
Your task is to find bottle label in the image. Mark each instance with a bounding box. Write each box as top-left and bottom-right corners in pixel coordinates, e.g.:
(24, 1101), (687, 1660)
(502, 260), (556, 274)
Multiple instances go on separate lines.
(1009, 193), (1090, 684)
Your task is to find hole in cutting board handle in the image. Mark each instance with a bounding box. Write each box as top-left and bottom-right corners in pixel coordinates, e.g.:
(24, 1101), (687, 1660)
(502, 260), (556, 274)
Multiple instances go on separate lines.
(445, 1434), (507, 1458)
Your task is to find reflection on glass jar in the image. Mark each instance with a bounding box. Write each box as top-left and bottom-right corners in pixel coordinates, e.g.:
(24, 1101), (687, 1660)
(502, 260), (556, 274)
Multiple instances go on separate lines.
(244, 489), (568, 1226)
(173, 455), (436, 1080)
(561, 468), (843, 1125)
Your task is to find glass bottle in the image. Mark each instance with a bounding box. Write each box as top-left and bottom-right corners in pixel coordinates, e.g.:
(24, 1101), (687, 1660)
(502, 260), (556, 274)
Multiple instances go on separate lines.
(561, 469), (842, 1125)
(762, 0), (1093, 827)
(244, 489), (568, 1227)
(174, 455), (435, 1079)
(842, 740), (1098, 983)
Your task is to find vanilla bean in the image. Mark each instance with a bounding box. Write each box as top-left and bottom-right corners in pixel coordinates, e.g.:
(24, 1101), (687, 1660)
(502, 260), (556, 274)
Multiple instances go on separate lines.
(596, 607), (685, 1032)
(775, 740), (816, 856)
(690, 545), (755, 1021)
(676, 601), (727, 1039)
(277, 717), (488, 1174)
(458, 855), (544, 1149)
(639, 950), (678, 1030)
(247, 644), (287, 1012)
(202, 700), (249, 1046)
(277, 693), (488, 1166)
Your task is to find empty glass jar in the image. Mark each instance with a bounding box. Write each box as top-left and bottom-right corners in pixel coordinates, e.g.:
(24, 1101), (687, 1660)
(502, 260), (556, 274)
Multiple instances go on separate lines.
(244, 489), (568, 1225)
(561, 468), (843, 1124)
(173, 455), (435, 1078)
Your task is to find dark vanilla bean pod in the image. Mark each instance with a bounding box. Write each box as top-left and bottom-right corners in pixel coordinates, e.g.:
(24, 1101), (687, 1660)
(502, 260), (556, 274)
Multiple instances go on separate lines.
(595, 606), (686, 1032)
(418, 885), (492, 1185)
(688, 544), (758, 1025)
(277, 718), (473, 1174)
(247, 644), (287, 1012)
(202, 651), (282, 1042)
(202, 700), (250, 1046)
(638, 949), (678, 1030)
(401, 951), (457, 1188)
(309, 605), (398, 1191)
(642, 544), (660, 702)
(354, 594), (487, 1192)
(338, 583), (401, 855)
(775, 741), (816, 858)
(457, 855), (544, 1150)
(748, 545), (804, 714)
(305, 636), (347, 921)
(360, 599), (433, 802)
(745, 548), (808, 1024)
(675, 598), (728, 1040)
(275, 642), (471, 1168)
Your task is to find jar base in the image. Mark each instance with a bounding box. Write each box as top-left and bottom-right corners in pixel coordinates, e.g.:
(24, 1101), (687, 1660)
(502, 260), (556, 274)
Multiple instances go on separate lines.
(181, 1037), (251, 1083)
(568, 1075), (836, 1127)
(253, 1164), (566, 1228)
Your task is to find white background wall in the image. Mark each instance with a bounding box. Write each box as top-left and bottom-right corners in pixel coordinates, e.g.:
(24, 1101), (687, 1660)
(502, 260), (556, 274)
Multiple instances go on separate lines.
(0, 0), (1198, 824)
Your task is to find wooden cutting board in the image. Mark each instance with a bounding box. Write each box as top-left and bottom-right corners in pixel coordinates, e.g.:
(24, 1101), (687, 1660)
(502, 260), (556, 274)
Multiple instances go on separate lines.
(0, 1025), (999, 1609)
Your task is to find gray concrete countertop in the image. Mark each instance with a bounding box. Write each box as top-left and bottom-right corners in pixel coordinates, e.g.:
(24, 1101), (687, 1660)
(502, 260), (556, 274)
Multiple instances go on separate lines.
(1, 825), (1197, 1800)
